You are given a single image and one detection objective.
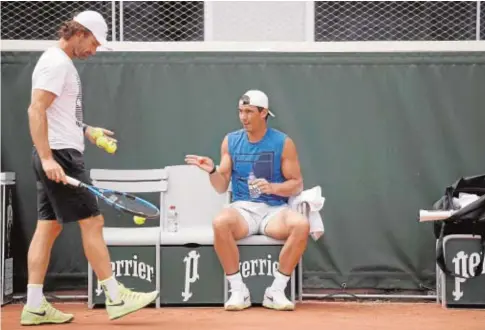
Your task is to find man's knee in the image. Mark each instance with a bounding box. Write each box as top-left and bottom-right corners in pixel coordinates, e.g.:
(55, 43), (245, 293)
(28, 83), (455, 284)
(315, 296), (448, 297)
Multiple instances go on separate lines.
(78, 214), (104, 233)
(35, 220), (63, 239)
(213, 209), (235, 232)
(287, 211), (310, 237)
(212, 208), (248, 238)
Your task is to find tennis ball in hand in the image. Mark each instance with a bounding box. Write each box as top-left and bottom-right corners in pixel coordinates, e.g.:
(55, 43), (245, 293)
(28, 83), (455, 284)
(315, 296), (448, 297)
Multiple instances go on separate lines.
(96, 136), (108, 148)
(96, 136), (117, 154)
(91, 128), (104, 140)
(105, 140), (117, 154)
(133, 216), (146, 225)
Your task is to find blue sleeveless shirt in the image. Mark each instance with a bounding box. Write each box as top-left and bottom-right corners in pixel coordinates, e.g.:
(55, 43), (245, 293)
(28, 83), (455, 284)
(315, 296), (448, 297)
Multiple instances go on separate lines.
(228, 128), (288, 206)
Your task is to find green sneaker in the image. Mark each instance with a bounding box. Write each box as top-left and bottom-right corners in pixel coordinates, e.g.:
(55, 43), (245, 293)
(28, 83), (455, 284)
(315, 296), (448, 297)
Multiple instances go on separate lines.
(105, 282), (159, 320)
(20, 297), (74, 326)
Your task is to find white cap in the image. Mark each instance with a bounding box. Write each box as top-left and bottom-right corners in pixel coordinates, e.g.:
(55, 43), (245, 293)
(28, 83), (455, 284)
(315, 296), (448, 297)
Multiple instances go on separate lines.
(73, 10), (108, 46)
(238, 90), (275, 117)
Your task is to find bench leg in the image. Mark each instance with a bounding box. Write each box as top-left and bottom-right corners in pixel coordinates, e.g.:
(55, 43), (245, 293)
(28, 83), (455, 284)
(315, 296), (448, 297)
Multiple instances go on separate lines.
(296, 202), (309, 303)
(156, 242), (160, 308)
(298, 257), (303, 302)
(88, 263), (94, 309)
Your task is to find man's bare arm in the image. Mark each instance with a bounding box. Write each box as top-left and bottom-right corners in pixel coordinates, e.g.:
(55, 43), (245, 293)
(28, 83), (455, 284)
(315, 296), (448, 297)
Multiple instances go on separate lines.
(271, 137), (304, 197)
(28, 89), (56, 160)
(28, 89), (67, 183)
(209, 135), (232, 194)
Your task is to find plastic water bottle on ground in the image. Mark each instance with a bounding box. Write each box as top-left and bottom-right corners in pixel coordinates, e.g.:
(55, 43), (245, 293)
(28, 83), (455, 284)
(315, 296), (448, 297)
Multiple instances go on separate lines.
(167, 205), (178, 232)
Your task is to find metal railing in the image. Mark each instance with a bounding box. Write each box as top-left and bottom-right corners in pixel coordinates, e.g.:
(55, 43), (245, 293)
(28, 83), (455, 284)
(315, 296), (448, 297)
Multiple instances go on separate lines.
(315, 1), (483, 41)
(0, 1), (204, 42)
(1, 1), (483, 42)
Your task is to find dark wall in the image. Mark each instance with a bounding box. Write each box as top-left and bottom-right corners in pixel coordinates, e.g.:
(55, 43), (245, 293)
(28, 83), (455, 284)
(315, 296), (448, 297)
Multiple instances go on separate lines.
(2, 51), (485, 292)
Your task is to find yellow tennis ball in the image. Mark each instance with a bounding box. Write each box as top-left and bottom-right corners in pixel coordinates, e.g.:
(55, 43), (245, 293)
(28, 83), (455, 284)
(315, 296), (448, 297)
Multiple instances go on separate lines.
(91, 128), (104, 140)
(105, 140), (117, 154)
(96, 137), (117, 154)
(96, 136), (108, 148)
(133, 216), (146, 225)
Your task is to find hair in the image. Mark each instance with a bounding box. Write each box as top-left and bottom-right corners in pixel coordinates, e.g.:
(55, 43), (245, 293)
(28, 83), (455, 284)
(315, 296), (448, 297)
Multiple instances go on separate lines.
(257, 107), (269, 121)
(58, 20), (90, 40)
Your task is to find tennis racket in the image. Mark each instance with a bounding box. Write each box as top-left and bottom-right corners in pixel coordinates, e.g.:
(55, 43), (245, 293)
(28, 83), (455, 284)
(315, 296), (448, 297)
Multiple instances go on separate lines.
(65, 175), (160, 219)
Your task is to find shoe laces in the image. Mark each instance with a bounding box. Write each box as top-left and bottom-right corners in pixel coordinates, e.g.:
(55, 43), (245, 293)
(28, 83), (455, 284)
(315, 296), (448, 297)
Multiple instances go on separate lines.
(268, 288), (291, 302)
(42, 300), (66, 317)
(119, 285), (145, 301)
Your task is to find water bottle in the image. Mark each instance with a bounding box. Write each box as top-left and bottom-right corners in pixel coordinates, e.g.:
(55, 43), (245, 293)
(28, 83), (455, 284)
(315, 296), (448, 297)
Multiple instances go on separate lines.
(167, 205), (178, 232)
(247, 171), (261, 199)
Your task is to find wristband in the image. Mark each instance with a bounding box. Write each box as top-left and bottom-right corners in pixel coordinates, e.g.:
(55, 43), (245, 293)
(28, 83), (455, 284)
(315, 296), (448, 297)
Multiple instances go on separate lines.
(209, 165), (217, 175)
(82, 124), (88, 134)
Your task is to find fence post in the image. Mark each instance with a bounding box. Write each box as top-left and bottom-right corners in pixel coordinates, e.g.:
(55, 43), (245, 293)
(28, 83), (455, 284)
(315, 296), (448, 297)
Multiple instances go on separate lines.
(119, 0), (124, 42)
(111, 0), (116, 41)
(477, 0), (481, 40)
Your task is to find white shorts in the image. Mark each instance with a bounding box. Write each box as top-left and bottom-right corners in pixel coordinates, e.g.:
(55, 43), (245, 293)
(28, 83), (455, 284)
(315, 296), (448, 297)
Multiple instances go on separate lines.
(227, 201), (289, 236)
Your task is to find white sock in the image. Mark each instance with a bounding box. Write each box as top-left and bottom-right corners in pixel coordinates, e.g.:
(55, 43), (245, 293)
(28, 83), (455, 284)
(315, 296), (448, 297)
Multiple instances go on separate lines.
(270, 270), (290, 291)
(227, 272), (244, 291)
(100, 276), (119, 302)
(26, 284), (44, 309)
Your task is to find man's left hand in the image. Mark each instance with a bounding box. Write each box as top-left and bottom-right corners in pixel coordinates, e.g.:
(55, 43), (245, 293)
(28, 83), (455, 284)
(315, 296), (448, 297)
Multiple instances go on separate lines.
(252, 178), (275, 195)
(85, 126), (117, 144)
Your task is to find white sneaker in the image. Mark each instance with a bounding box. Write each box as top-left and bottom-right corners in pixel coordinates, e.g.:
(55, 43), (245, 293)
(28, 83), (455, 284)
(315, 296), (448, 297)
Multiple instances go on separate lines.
(225, 285), (251, 311)
(262, 287), (295, 311)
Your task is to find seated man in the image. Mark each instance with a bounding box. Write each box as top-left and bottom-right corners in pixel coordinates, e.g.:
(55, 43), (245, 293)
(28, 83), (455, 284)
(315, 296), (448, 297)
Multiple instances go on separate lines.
(185, 89), (310, 311)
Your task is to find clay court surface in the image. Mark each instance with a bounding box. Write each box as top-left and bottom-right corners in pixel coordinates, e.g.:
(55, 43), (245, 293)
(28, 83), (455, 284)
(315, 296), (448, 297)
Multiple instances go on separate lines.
(1, 301), (483, 330)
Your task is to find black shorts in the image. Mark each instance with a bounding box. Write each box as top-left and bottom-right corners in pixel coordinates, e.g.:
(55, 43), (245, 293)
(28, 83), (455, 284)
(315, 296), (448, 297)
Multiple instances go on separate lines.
(32, 148), (100, 224)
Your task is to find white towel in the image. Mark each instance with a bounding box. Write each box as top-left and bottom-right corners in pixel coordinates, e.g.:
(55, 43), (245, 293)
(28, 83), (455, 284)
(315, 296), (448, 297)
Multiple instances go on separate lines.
(288, 186), (325, 241)
(453, 193), (480, 209)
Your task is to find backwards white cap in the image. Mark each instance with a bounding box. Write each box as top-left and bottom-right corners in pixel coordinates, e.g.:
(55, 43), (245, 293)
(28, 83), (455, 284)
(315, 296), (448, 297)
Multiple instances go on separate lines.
(238, 90), (275, 117)
(73, 10), (108, 46)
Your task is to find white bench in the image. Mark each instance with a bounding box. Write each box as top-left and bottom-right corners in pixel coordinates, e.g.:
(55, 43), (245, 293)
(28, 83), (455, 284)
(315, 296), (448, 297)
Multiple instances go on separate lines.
(87, 168), (166, 308)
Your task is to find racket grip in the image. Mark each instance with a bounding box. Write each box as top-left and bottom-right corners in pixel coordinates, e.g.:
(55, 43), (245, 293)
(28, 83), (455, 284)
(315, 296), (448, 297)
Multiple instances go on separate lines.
(419, 209), (455, 222)
(66, 176), (81, 187)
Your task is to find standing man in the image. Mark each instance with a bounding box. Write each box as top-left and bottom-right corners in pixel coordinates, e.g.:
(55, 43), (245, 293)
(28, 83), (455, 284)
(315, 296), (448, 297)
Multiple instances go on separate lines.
(185, 90), (310, 311)
(21, 11), (158, 326)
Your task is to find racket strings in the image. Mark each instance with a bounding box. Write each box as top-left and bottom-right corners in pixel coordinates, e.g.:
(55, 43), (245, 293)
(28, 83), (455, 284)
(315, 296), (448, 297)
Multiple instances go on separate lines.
(103, 191), (159, 217)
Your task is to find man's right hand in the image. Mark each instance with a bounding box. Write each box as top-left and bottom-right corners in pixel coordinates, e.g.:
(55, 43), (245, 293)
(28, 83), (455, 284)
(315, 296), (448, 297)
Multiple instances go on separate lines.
(185, 154), (215, 173)
(41, 158), (67, 184)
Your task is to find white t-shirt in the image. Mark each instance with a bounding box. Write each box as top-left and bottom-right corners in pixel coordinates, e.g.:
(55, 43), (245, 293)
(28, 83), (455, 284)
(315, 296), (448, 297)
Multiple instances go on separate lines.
(32, 47), (85, 153)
